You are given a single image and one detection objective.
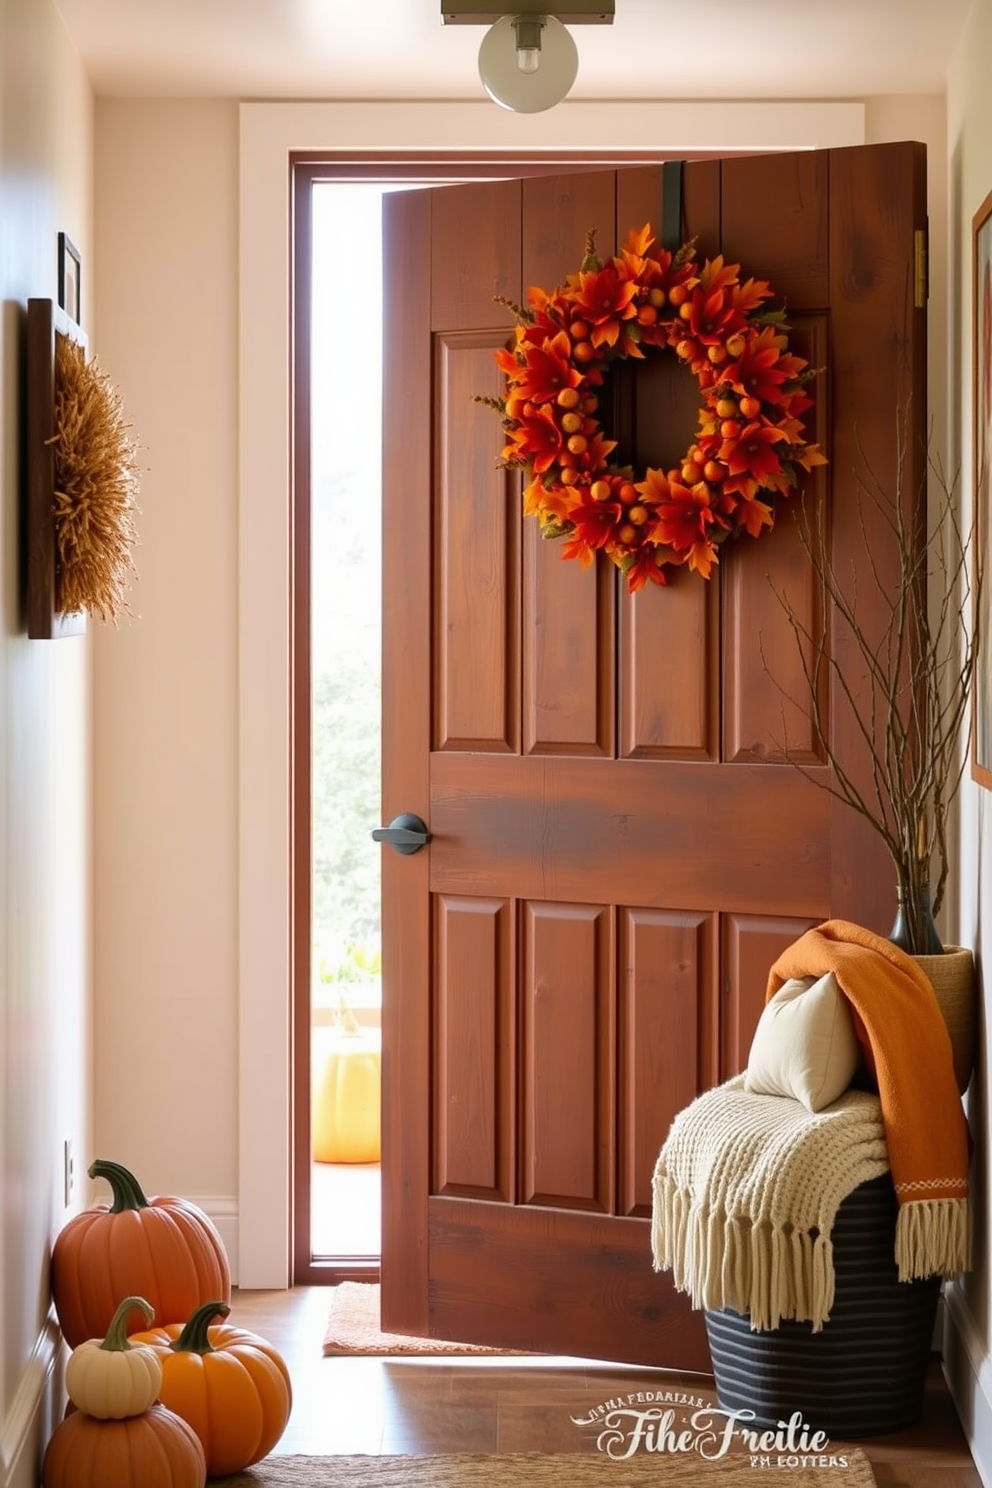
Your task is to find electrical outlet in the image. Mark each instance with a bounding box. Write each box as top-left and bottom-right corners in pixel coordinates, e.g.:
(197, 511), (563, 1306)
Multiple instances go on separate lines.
(63, 1138), (75, 1207)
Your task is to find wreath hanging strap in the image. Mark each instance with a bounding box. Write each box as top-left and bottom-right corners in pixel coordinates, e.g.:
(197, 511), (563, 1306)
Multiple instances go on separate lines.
(485, 223), (826, 593)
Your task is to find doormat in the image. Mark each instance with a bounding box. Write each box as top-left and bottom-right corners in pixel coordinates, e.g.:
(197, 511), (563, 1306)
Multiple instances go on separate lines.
(322, 1283), (537, 1357)
(221, 1451), (877, 1487)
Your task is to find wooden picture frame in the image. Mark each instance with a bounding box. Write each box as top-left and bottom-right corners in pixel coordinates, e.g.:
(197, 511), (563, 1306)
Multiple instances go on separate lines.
(26, 297), (87, 639)
(58, 233), (81, 324)
(973, 191), (992, 787)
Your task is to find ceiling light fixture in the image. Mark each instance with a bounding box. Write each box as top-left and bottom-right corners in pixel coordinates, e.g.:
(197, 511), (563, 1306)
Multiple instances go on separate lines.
(442, 0), (615, 114)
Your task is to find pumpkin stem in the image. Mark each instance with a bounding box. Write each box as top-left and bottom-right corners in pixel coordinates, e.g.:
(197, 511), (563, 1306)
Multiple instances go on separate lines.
(100, 1296), (154, 1351)
(88, 1159), (150, 1213)
(171, 1300), (232, 1354)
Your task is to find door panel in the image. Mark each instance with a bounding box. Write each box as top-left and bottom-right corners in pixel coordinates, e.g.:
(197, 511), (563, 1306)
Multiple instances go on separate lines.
(619, 576), (717, 759)
(429, 753), (831, 914)
(722, 312), (831, 765)
(433, 894), (512, 1200)
(521, 900), (614, 1210)
(431, 179), (521, 328)
(381, 144), (926, 1366)
(523, 529), (615, 756)
(435, 333), (519, 753)
(618, 908), (718, 1218)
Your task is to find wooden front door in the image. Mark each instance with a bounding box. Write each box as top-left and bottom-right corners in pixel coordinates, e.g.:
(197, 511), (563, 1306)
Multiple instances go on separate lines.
(379, 143), (926, 1368)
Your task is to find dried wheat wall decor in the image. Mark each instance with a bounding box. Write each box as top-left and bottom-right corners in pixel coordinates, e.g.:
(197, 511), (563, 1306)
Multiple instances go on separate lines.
(51, 330), (139, 623)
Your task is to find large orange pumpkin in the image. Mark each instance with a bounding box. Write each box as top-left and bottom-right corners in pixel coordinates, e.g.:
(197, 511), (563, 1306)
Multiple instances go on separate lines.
(42, 1403), (206, 1488)
(131, 1300), (292, 1477)
(51, 1159), (231, 1347)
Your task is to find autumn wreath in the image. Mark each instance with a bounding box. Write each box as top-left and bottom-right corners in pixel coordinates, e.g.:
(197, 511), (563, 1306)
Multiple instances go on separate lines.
(486, 224), (826, 592)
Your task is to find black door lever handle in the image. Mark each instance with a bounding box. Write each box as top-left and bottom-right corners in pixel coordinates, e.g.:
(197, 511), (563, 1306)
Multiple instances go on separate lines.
(371, 813), (432, 855)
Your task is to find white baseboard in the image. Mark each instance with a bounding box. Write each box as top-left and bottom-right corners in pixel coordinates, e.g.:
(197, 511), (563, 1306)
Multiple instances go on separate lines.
(187, 1194), (239, 1286)
(942, 1282), (992, 1488)
(1, 1313), (62, 1488)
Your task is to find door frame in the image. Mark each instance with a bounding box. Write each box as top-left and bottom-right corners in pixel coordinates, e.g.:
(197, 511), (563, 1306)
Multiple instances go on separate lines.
(237, 102), (867, 1291)
(292, 154), (719, 1284)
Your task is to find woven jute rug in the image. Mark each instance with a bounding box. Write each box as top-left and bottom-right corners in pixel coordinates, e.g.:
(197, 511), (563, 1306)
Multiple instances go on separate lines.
(221, 1450), (877, 1487)
(322, 1283), (535, 1356)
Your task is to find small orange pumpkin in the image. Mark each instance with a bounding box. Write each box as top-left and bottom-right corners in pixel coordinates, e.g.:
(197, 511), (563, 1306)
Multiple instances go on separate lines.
(42, 1403), (206, 1488)
(51, 1160), (231, 1347)
(131, 1300), (292, 1477)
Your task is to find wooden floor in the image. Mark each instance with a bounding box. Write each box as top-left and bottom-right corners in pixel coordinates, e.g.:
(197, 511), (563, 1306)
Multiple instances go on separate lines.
(228, 1286), (982, 1487)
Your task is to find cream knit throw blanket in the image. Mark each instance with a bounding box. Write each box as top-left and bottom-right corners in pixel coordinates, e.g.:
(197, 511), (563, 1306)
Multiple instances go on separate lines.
(651, 1075), (890, 1332)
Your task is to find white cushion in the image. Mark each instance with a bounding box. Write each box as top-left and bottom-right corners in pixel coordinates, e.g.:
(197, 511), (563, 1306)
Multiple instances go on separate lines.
(744, 971), (860, 1112)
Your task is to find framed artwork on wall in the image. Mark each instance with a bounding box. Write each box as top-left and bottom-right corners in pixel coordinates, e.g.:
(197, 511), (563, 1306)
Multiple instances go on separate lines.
(26, 298), (87, 639)
(58, 232), (81, 324)
(972, 189), (992, 789)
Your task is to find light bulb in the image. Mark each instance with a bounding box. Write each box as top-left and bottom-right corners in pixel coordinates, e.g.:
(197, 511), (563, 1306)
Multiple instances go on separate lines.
(513, 16), (544, 74)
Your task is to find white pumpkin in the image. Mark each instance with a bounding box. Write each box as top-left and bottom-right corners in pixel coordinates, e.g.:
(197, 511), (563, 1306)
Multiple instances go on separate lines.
(65, 1296), (163, 1419)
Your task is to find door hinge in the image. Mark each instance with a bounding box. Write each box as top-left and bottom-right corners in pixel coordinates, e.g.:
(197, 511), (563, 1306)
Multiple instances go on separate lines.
(914, 227), (928, 309)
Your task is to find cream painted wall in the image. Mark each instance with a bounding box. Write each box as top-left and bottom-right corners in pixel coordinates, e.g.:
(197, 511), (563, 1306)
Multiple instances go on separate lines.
(0, 2), (92, 1485)
(92, 100), (241, 1262)
(945, 3), (992, 1480)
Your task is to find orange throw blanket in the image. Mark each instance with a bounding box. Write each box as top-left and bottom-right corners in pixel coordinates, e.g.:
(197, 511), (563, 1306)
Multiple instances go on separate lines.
(768, 918), (970, 1280)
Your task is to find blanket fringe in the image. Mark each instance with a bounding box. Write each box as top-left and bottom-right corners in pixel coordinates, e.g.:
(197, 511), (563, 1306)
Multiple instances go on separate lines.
(895, 1198), (970, 1281)
(651, 1178), (837, 1333)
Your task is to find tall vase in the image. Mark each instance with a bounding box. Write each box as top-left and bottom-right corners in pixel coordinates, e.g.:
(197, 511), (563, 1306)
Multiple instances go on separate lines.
(888, 882), (943, 956)
(888, 882), (975, 1092)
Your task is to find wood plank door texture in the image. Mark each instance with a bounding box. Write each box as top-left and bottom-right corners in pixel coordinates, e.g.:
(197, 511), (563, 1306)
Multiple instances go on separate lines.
(379, 142), (927, 1368)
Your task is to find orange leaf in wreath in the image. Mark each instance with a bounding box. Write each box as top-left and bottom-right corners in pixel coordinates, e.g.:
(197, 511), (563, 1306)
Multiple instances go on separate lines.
(568, 265), (639, 348)
(729, 489), (776, 539)
(650, 480), (721, 577)
(623, 545), (672, 593)
(624, 223), (656, 259)
(720, 421), (788, 481)
(796, 444), (829, 472)
(682, 284), (740, 345)
(514, 331), (580, 404)
(504, 405), (564, 474)
(523, 478), (572, 526)
(564, 489), (625, 558)
(725, 327), (792, 404)
(731, 275), (775, 316)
